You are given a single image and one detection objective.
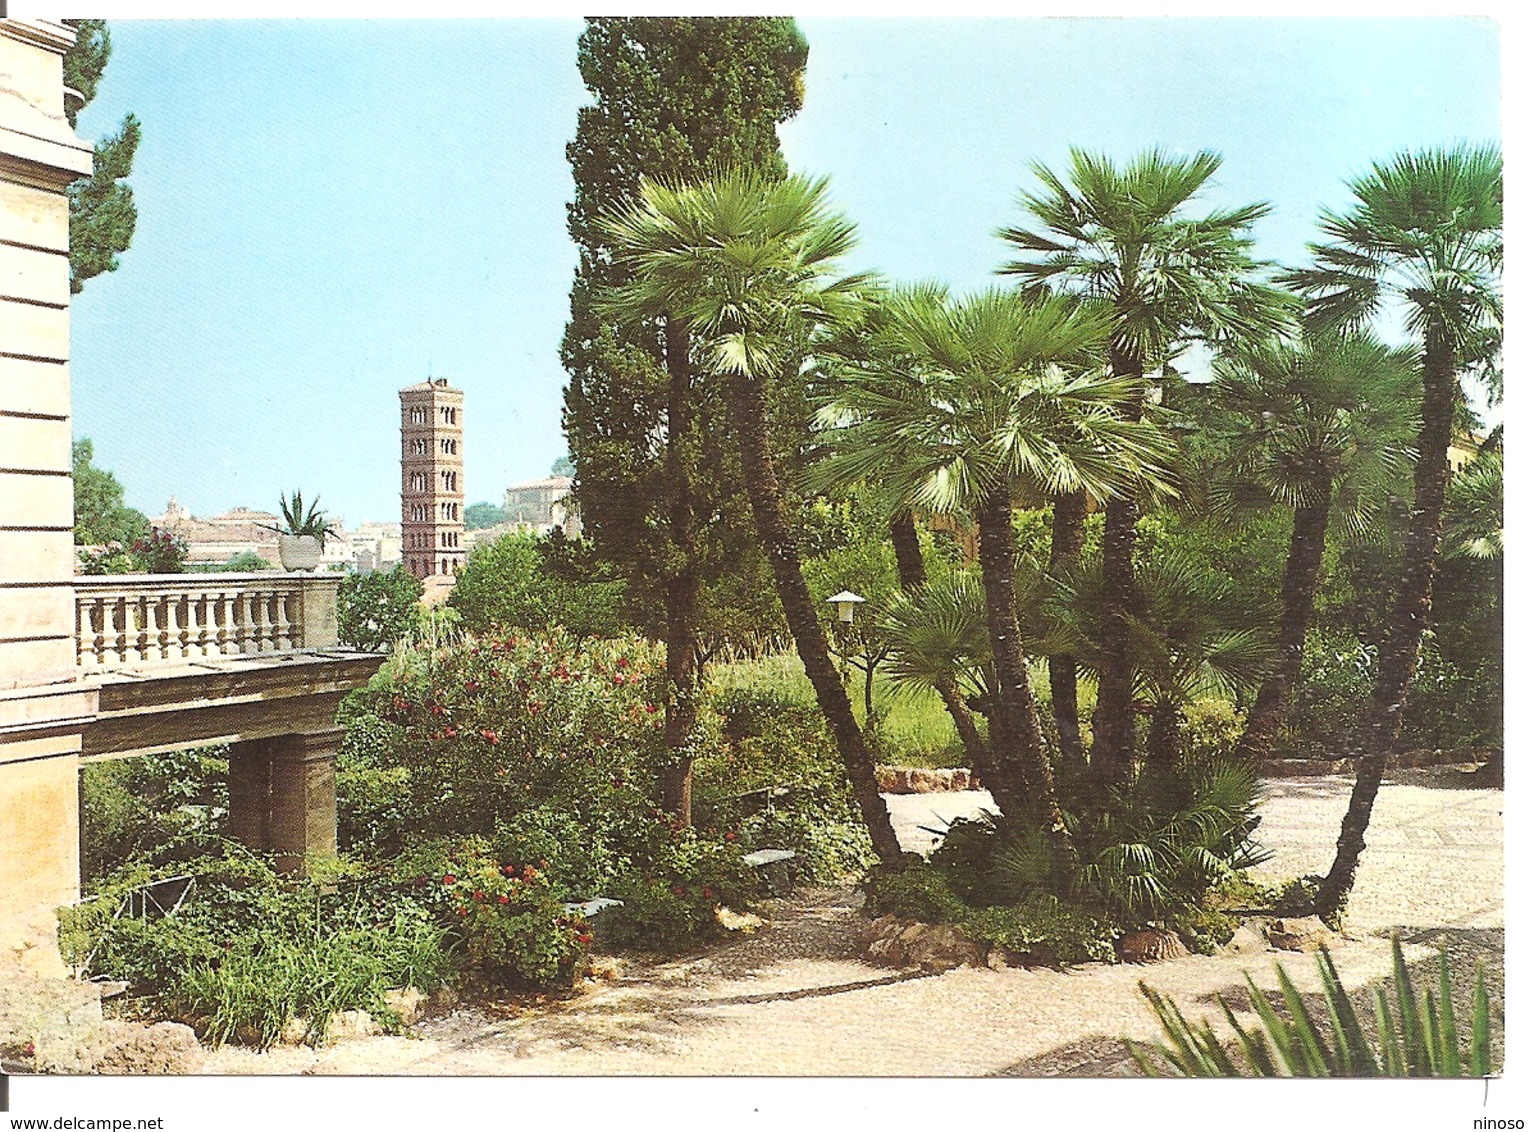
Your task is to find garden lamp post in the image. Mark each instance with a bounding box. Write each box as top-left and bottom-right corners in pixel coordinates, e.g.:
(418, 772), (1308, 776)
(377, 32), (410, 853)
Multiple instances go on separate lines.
(826, 590), (865, 623)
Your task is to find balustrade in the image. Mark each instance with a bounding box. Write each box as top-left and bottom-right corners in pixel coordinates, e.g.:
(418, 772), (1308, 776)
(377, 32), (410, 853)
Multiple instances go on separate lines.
(74, 574), (340, 669)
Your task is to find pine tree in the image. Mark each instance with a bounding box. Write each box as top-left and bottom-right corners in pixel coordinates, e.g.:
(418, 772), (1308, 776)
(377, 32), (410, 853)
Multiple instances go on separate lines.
(63, 19), (140, 294)
(561, 18), (809, 823)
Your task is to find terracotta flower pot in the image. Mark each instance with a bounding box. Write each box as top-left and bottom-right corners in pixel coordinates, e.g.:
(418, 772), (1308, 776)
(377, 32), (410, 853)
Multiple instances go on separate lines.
(277, 533), (323, 572)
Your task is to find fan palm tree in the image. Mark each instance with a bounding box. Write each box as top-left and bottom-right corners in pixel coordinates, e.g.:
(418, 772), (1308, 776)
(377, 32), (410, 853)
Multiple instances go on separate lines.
(999, 148), (1292, 787)
(597, 169), (904, 865)
(1206, 332), (1418, 764)
(1442, 448), (1502, 562)
(810, 283), (999, 779)
(1281, 145), (1502, 921)
(1050, 555), (1271, 771)
(880, 569), (996, 787)
(820, 285), (1176, 858)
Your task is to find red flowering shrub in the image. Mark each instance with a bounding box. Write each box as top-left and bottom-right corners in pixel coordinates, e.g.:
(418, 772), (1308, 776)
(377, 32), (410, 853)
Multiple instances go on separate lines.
(340, 629), (756, 952)
(395, 837), (588, 988)
(358, 629), (671, 839)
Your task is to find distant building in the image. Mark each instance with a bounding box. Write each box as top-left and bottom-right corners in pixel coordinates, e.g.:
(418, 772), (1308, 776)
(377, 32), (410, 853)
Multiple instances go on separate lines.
(352, 520), (402, 571)
(502, 475), (581, 538)
(151, 497), (281, 566)
(400, 378), (466, 587)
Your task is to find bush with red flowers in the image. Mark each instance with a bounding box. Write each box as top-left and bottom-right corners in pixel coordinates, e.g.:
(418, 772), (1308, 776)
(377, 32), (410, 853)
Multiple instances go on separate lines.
(395, 836), (589, 988)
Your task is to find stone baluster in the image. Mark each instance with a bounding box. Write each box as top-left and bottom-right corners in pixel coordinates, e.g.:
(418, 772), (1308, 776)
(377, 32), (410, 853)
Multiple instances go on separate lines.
(190, 591), (210, 658)
(272, 590), (293, 651)
(156, 593), (175, 659)
(140, 593), (160, 661)
(215, 590), (234, 656)
(239, 590), (260, 653)
(111, 595), (129, 663)
(170, 594), (190, 658)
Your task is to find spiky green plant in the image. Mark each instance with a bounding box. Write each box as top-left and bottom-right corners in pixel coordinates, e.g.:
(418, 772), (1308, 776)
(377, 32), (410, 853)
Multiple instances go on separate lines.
(1130, 936), (1494, 1076)
(270, 490), (335, 547)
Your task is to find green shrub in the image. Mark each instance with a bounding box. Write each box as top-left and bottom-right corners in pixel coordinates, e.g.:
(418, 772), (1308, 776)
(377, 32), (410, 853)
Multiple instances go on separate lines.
(862, 863), (970, 924)
(735, 806), (875, 883)
(448, 532), (628, 639)
(1165, 904), (1239, 956)
(959, 896), (1116, 966)
(1182, 697), (1244, 767)
(1283, 632), (1374, 758)
(694, 686), (874, 881)
(79, 748), (228, 882)
(337, 564), (423, 651)
(355, 630), (671, 837)
(597, 825), (752, 952)
(60, 851), (456, 1049)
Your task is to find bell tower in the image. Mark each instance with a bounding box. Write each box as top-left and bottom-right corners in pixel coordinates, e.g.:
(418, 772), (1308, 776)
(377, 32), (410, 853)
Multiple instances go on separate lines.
(399, 378), (465, 583)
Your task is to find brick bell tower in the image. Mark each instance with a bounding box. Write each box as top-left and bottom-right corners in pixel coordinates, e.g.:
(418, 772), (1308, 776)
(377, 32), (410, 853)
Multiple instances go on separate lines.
(399, 378), (465, 586)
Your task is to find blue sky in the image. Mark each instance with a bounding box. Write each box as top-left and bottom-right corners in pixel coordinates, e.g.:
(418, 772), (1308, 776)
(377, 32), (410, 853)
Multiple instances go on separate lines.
(68, 17), (1501, 526)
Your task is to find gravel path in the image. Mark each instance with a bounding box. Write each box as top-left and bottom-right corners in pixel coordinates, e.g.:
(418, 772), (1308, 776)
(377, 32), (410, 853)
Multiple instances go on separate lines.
(202, 768), (1503, 1077)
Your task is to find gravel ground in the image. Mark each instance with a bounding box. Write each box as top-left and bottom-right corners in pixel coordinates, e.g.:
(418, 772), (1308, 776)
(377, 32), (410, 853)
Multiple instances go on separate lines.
(201, 769), (1503, 1077)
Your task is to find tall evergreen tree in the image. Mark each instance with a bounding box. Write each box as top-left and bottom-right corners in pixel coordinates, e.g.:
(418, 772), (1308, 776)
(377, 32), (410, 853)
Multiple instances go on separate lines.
(561, 19), (809, 823)
(63, 19), (139, 294)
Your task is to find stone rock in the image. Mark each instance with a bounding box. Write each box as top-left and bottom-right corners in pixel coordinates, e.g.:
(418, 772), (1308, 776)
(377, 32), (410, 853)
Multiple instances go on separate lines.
(867, 936), (907, 966)
(907, 924), (985, 972)
(985, 947), (1010, 972)
(1266, 915), (1334, 952)
(1219, 923), (1269, 958)
(278, 1016), (310, 1046)
(428, 984), (459, 1009)
(715, 906), (764, 933)
(326, 1009), (383, 1043)
(588, 956), (625, 982)
(384, 987), (426, 1027)
(897, 922), (928, 945)
(1115, 928), (1191, 965)
(91, 1021), (205, 1074)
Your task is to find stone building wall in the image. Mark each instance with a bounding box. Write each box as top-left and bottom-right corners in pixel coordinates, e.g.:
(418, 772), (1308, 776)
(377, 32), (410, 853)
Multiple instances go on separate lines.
(0, 18), (96, 970)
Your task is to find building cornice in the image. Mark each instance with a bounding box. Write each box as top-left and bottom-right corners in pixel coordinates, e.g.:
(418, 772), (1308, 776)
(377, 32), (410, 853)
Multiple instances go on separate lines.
(0, 20), (78, 55)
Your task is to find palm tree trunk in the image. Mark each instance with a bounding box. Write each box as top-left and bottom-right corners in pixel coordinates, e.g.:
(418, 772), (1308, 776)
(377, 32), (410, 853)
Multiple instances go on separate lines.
(1047, 490), (1087, 773)
(890, 510), (993, 778)
(977, 487), (1072, 856)
(1233, 480), (1333, 765)
(1317, 332), (1455, 921)
(1094, 352), (1145, 789)
(889, 511), (927, 589)
(729, 374), (903, 865)
(659, 318), (700, 823)
(1147, 699), (1182, 770)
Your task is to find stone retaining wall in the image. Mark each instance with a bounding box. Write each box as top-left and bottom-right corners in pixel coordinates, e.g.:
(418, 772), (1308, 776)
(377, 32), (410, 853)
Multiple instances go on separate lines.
(876, 748), (1491, 793)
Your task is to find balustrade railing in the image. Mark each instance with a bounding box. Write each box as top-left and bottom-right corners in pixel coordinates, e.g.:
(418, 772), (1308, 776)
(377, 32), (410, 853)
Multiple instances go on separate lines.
(74, 574), (340, 669)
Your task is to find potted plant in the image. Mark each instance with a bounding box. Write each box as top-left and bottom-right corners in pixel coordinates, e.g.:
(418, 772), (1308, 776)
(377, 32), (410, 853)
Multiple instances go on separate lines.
(265, 491), (336, 572)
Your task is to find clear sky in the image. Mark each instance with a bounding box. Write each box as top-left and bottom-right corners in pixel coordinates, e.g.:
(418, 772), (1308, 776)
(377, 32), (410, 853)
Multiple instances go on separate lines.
(67, 17), (1501, 526)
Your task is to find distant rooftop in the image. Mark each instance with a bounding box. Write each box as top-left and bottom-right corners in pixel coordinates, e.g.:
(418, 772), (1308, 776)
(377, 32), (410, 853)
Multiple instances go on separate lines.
(400, 377), (460, 394)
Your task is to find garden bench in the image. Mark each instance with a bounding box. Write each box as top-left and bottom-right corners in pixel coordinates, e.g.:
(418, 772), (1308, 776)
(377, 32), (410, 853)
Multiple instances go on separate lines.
(563, 897), (623, 918)
(740, 848), (796, 868)
(741, 847), (797, 895)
